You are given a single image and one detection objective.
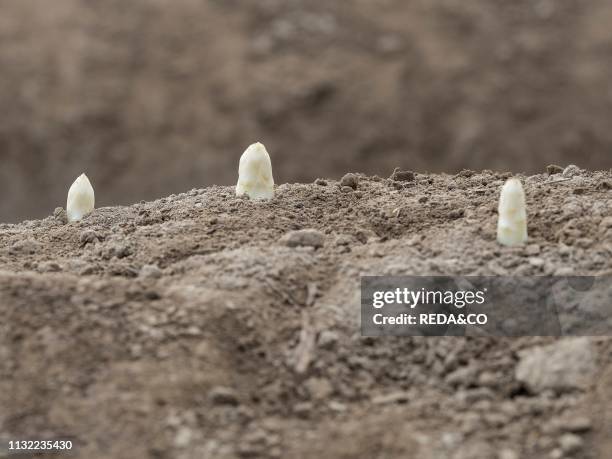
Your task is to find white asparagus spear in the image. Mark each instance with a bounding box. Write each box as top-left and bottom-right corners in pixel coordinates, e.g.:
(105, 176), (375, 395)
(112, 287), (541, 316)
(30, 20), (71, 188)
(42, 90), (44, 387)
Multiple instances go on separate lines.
(497, 177), (528, 246)
(67, 173), (95, 222)
(236, 142), (275, 200)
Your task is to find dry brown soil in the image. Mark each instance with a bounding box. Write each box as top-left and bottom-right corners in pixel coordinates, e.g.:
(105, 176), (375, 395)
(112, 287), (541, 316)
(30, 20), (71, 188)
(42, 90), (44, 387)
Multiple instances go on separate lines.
(1, 167), (611, 458)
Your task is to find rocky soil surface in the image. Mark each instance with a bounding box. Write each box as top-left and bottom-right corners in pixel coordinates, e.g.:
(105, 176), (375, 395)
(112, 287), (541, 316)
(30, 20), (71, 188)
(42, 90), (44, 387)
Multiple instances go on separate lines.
(1, 167), (611, 458)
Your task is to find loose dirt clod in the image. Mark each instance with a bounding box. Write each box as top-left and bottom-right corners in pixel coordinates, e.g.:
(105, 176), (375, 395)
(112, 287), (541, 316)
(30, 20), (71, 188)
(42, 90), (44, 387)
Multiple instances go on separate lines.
(53, 207), (67, 224)
(281, 229), (325, 248)
(317, 330), (339, 349)
(209, 387), (240, 406)
(340, 173), (359, 189)
(597, 180), (612, 190)
(390, 168), (415, 182)
(562, 164), (583, 178)
(9, 238), (42, 255)
(547, 164), (564, 175)
(515, 338), (596, 394)
(559, 433), (583, 454)
(139, 264), (162, 279)
(79, 230), (101, 246)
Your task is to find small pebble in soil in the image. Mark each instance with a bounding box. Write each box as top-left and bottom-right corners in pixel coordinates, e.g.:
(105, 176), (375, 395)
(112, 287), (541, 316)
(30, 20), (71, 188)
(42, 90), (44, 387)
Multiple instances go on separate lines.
(317, 330), (339, 349)
(558, 433), (583, 454)
(546, 164), (564, 175)
(140, 264), (162, 279)
(340, 173), (359, 189)
(79, 229), (101, 246)
(390, 167), (415, 182)
(597, 180), (612, 190)
(293, 402), (313, 419)
(498, 448), (519, 459)
(281, 229), (325, 248)
(562, 164), (582, 178)
(37, 261), (61, 273)
(53, 207), (68, 224)
(304, 377), (333, 400)
(208, 386), (239, 406)
(562, 417), (592, 433)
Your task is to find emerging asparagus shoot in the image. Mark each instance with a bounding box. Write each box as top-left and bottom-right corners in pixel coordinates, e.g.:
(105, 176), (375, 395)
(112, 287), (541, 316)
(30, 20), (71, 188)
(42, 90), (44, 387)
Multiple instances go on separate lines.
(236, 142), (275, 200)
(497, 177), (528, 246)
(67, 173), (95, 222)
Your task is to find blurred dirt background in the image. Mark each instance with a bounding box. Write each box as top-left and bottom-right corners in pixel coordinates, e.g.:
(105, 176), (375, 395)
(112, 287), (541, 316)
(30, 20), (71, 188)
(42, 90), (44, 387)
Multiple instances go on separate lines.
(1, 0), (612, 222)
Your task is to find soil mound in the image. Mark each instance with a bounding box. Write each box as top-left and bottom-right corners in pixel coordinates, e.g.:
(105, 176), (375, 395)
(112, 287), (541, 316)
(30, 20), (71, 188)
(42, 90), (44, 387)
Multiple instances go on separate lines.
(1, 169), (611, 458)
